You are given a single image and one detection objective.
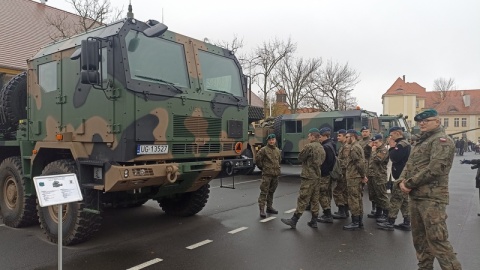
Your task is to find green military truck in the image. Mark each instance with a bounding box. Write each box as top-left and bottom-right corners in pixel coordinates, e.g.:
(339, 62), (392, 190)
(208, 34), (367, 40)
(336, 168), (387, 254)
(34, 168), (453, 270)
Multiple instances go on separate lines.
(248, 110), (380, 164)
(378, 114), (411, 139)
(0, 17), (253, 245)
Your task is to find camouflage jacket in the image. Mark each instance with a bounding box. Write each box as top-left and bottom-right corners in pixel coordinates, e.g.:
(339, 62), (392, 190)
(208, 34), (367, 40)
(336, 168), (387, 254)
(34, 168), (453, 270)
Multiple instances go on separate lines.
(345, 141), (366, 179)
(256, 144), (281, 176)
(359, 137), (372, 171)
(368, 144), (389, 182)
(298, 141), (325, 180)
(401, 126), (455, 204)
(337, 143), (350, 171)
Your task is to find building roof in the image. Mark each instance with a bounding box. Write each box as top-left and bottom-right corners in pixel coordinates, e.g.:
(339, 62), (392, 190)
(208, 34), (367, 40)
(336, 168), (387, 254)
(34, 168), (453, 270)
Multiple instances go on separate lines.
(248, 91), (264, 107)
(0, 0), (97, 72)
(382, 77), (427, 98)
(425, 89), (480, 115)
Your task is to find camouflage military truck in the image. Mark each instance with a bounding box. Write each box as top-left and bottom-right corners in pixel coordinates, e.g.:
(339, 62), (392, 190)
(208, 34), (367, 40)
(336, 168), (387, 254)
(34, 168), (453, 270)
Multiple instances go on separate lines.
(248, 110), (380, 164)
(0, 17), (253, 245)
(378, 114), (411, 139)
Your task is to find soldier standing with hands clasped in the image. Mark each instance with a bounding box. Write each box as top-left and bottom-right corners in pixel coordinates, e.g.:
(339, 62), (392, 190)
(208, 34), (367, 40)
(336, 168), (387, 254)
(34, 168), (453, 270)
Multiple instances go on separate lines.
(366, 134), (390, 221)
(399, 109), (462, 269)
(256, 134), (281, 218)
(281, 128), (325, 229)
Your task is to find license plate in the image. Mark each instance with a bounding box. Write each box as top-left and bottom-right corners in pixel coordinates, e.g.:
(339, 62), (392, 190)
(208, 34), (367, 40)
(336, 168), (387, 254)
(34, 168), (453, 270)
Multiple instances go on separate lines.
(136, 144), (169, 155)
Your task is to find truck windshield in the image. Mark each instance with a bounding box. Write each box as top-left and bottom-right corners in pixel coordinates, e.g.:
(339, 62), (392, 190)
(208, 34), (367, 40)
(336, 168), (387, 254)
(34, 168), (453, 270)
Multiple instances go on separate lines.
(125, 31), (190, 88)
(197, 50), (242, 97)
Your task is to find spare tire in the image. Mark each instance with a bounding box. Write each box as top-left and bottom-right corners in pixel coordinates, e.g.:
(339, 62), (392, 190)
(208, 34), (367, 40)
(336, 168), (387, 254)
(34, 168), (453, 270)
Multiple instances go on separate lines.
(273, 115), (283, 148)
(0, 72), (27, 130)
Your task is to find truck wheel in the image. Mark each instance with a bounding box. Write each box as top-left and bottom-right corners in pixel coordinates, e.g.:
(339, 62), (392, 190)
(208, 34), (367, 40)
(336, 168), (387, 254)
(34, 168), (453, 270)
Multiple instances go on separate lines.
(0, 157), (38, 227)
(158, 184), (210, 217)
(273, 115), (283, 148)
(37, 159), (102, 245)
(0, 72), (27, 130)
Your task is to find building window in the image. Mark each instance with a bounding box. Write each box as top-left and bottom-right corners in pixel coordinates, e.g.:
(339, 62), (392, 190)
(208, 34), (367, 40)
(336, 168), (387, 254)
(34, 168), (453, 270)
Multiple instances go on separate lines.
(444, 118), (449, 127)
(454, 118), (459, 127)
(416, 100), (419, 108)
(461, 118), (467, 127)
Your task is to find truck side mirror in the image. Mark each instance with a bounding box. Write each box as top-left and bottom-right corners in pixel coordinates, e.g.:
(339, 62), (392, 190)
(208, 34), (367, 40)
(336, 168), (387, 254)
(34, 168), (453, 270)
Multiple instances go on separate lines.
(143, 22), (168, 37)
(80, 39), (100, 84)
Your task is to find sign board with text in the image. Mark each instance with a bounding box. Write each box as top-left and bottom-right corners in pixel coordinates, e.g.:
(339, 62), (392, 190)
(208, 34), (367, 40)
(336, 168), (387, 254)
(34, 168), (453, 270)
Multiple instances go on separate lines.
(33, 174), (83, 207)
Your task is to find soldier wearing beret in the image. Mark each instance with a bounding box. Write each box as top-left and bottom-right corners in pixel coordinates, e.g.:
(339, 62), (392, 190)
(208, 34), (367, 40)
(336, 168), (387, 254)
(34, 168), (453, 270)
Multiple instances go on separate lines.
(256, 133), (281, 218)
(343, 129), (368, 230)
(317, 127), (338, 223)
(377, 126), (412, 231)
(359, 126), (376, 215)
(332, 129), (350, 219)
(281, 128), (325, 229)
(399, 109), (462, 269)
(366, 134), (390, 221)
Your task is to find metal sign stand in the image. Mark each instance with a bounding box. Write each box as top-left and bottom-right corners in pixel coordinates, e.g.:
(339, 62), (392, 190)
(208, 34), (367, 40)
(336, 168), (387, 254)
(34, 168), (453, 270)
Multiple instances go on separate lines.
(58, 204), (63, 270)
(220, 174), (235, 189)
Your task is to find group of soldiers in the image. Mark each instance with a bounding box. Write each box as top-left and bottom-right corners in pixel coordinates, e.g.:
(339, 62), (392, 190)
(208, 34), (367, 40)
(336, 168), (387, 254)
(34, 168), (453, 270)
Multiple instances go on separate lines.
(255, 109), (462, 270)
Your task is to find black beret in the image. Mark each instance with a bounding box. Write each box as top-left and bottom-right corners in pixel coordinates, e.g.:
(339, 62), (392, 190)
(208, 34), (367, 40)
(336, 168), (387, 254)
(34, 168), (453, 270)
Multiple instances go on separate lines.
(389, 126), (404, 133)
(267, 134), (275, 140)
(370, 134), (383, 141)
(319, 127), (331, 135)
(414, 109), (438, 121)
(337, 129), (347, 134)
(360, 126), (369, 131)
(346, 129), (357, 134)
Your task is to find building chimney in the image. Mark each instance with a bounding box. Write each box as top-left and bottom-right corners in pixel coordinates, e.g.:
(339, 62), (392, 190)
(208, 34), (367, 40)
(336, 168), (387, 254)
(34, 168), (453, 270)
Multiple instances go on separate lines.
(463, 94), (470, 107)
(402, 75), (405, 82)
(40, 0), (47, 4)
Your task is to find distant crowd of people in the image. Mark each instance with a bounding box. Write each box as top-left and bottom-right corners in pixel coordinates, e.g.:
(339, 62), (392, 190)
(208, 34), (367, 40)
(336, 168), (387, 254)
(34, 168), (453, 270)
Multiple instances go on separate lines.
(454, 138), (480, 156)
(255, 108), (462, 270)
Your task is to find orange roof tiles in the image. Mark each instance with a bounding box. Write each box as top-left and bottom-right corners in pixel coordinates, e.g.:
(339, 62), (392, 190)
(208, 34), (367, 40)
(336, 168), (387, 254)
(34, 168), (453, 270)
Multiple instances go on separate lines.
(382, 77), (427, 98)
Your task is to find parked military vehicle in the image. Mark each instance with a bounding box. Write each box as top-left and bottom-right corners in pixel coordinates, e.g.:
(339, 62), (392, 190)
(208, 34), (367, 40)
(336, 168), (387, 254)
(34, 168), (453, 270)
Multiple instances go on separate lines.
(248, 110), (380, 164)
(0, 16), (253, 245)
(378, 114), (411, 139)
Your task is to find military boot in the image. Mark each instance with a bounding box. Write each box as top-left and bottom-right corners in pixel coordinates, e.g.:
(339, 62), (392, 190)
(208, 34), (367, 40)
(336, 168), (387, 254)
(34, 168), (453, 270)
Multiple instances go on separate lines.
(266, 206), (278, 214)
(259, 205), (266, 218)
(377, 217), (395, 231)
(394, 216), (412, 231)
(345, 205), (350, 218)
(358, 215), (364, 228)
(370, 202), (376, 215)
(343, 216), (361, 231)
(332, 205), (347, 219)
(281, 213), (301, 229)
(377, 209), (389, 223)
(367, 207), (382, 218)
(317, 209), (334, 223)
(307, 214), (318, 228)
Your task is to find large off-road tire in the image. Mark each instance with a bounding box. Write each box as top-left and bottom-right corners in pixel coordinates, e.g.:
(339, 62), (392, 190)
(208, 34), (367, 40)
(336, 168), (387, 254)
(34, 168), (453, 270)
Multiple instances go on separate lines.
(273, 115), (283, 148)
(0, 72), (27, 130)
(37, 159), (102, 245)
(158, 184), (210, 217)
(0, 157), (38, 227)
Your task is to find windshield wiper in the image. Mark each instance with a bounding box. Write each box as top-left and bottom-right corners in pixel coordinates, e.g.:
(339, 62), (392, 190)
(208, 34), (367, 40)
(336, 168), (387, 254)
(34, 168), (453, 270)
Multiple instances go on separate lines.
(135, 75), (184, 93)
(207, 88), (241, 102)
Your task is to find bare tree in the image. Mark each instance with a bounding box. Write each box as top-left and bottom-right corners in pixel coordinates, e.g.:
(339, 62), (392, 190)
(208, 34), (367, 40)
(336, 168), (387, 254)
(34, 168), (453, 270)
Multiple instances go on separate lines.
(272, 56), (322, 114)
(433, 77), (456, 101)
(253, 38), (296, 116)
(46, 0), (123, 41)
(310, 60), (360, 110)
(214, 35), (244, 55)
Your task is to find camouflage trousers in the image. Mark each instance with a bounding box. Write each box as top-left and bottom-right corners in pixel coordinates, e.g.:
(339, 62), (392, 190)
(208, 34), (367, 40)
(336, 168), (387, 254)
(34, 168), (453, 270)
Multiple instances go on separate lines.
(388, 183), (409, 219)
(367, 175), (376, 203)
(258, 175), (279, 208)
(294, 178), (320, 217)
(346, 178), (363, 216)
(318, 175), (332, 210)
(410, 200), (462, 270)
(370, 176), (390, 210)
(333, 174), (347, 207)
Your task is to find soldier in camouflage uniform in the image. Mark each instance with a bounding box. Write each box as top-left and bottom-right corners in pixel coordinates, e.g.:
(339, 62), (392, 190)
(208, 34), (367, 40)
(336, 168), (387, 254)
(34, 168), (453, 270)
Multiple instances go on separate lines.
(377, 127), (412, 231)
(343, 129), (368, 230)
(332, 129), (350, 219)
(281, 128), (325, 229)
(366, 134), (390, 221)
(399, 109), (462, 270)
(256, 134), (282, 218)
(317, 127), (337, 223)
(359, 126), (375, 214)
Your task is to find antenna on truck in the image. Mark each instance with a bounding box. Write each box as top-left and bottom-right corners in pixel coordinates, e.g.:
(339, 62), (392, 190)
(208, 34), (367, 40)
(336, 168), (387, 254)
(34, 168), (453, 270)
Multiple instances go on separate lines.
(127, 0), (134, 19)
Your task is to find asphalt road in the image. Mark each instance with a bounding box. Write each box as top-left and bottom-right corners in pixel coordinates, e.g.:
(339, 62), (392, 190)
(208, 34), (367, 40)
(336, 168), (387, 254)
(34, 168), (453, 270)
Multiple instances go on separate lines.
(1, 152), (480, 270)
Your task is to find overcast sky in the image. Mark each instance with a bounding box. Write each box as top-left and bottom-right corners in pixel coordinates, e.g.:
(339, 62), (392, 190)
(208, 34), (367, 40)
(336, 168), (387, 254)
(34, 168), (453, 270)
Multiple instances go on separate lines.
(46, 0), (480, 114)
